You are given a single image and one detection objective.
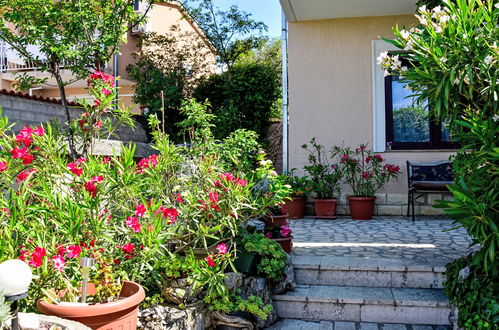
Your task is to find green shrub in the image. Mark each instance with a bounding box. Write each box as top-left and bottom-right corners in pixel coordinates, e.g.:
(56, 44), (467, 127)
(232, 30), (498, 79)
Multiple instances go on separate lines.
(239, 233), (287, 282)
(444, 255), (499, 328)
(194, 63), (280, 140)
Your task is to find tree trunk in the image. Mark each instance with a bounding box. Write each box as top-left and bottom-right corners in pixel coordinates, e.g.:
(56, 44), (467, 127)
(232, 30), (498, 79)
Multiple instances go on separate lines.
(54, 71), (78, 158)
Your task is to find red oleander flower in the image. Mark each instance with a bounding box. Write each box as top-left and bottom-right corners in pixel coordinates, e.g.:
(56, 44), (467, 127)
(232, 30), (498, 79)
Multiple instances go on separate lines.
(374, 154), (383, 161)
(29, 247), (46, 268)
(176, 194), (184, 203)
(135, 204), (147, 217)
(84, 181), (97, 197)
(0, 161), (7, 172)
(216, 243), (228, 254)
(67, 162), (83, 176)
(209, 192), (219, 203)
(155, 207), (178, 224)
(205, 256), (216, 267)
(365, 156), (371, 163)
(102, 88), (111, 95)
(21, 153), (34, 165)
(11, 147), (28, 159)
(121, 243), (134, 254)
(67, 245), (82, 258)
(237, 179), (247, 186)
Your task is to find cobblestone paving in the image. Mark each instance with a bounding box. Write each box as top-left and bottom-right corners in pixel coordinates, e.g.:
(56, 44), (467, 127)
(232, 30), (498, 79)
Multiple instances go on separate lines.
(266, 319), (451, 330)
(290, 216), (473, 264)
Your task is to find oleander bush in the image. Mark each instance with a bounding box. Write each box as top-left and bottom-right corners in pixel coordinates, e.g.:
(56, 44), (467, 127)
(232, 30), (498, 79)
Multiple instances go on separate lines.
(380, 0), (498, 327)
(0, 71), (290, 318)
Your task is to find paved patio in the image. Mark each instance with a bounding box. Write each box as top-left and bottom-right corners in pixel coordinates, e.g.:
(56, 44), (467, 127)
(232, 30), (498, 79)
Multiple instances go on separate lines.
(290, 216), (473, 265)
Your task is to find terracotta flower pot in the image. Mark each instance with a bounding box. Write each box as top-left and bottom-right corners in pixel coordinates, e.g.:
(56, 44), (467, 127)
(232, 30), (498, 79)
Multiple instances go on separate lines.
(348, 196), (376, 220)
(272, 236), (293, 253)
(313, 198), (337, 219)
(283, 196), (306, 219)
(37, 281), (145, 330)
(263, 213), (289, 227)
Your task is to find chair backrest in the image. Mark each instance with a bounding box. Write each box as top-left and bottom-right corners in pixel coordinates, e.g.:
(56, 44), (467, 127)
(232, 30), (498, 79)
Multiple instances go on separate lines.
(406, 160), (454, 186)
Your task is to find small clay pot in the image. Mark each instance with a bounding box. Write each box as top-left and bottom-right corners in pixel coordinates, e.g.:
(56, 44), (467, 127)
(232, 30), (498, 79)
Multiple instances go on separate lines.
(263, 213), (289, 227)
(272, 236), (293, 253)
(348, 196), (376, 220)
(283, 196), (306, 219)
(313, 198), (337, 219)
(37, 281), (145, 330)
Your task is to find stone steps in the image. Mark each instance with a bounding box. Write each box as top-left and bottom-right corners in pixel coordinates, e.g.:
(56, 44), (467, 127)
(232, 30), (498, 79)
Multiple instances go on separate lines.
(265, 319), (451, 329)
(293, 256), (446, 289)
(272, 285), (452, 325)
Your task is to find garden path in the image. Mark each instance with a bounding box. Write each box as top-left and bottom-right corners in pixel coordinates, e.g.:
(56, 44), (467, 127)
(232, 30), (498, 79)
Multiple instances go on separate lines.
(289, 216), (473, 265)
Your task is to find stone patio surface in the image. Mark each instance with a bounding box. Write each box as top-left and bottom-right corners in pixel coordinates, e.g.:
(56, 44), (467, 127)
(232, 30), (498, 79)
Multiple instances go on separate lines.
(290, 216), (473, 264)
(266, 319), (451, 330)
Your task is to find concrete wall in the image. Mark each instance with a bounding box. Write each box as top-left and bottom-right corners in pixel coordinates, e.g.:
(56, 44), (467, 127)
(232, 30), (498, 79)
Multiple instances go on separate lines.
(0, 93), (148, 143)
(287, 15), (455, 215)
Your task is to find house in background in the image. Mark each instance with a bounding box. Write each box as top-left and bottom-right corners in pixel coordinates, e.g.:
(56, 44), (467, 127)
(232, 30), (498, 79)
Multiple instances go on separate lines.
(279, 0), (456, 216)
(0, 1), (216, 113)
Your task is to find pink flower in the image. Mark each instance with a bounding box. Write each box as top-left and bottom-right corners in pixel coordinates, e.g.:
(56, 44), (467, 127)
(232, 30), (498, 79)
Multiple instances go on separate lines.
(91, 175), (104, 183)
(341, 155), (348, 163)
(265, 232), (272, 239)
(205, 256), (216, 267)
(33, 126), (45, 136)
(374, 154), (383, 161)
(11, 147), (28, 159)
(102, 88), (111, 95)
(0, 161), (7, 172)
(17, 170), (33, 182)
(216, 243), (228, 254)
(77, 157), (87, 163)
(137, 154), (159, 173)
(155, 207), (178, 224)
(362, 171), (371, 180)
(218, 173), (236, 182)
(360, 145), (366, 151)
(56, 245), (66, 256)
(236, 179), (247, 187)
(1, 208), (10, 216)
(126, 216), (141, 232)
(67, 245), (82, 258)
(94, 120), (103, 129)
(135, 204), (147, 217)
(52, 255), (65, 272)
(209, 192), (219, 203)
(280, 225), (292, 238)
(102, 157), (110, 164)
(365, 156), (371, 163)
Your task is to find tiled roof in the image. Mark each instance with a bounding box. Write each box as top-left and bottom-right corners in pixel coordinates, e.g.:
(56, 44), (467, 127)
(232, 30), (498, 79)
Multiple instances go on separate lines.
(0, 89), (81, 106)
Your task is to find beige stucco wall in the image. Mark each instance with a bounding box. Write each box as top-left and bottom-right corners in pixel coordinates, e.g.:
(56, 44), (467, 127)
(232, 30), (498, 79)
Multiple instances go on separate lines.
(288, 15), (455, 195)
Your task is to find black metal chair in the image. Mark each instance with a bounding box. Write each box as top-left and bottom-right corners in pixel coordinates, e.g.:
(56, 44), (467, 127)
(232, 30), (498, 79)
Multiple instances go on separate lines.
(407, 160), (454, 221)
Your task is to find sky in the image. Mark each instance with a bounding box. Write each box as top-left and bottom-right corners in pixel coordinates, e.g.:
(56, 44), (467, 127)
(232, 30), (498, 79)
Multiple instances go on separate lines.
(215, 0), (283, 38)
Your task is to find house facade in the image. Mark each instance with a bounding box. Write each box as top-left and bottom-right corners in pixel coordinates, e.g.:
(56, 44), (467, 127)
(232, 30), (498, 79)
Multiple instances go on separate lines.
(0, 2), (216, 113)
(280, 0), (455, 215)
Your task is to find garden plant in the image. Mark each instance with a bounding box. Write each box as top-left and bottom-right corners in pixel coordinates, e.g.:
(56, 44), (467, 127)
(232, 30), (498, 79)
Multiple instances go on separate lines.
(0, 71), (291, 325)
(378, 0), (498, 327)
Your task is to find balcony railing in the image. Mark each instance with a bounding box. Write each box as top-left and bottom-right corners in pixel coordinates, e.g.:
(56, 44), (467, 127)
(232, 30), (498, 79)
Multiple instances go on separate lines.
(0, 41), (74, 73)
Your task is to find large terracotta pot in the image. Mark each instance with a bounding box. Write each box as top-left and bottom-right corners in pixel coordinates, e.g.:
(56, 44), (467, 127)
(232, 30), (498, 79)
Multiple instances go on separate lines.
(348, 196), (376, 220)
(283, 196), (306, 219)
(263, 213), (289, 227)
(37, 281), (145, 330)
(272, 236), (293, 253)
(313, 198), (337, 219)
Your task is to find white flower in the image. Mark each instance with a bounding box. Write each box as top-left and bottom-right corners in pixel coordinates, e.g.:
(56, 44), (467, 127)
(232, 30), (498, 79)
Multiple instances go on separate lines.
(454, 78), (460, 85)
(416, 15), (428, 26)
(384, 70), (390, 77)
(458, 266), (470, 281)
(439, 14), (450, 24)
(376, 51), (389, 65)
(493, 114), (499, 122)
(432, 6), (442, 15)
(439, 57), (448, 63)
(400, 30), (410, 40)
(404, 39), (415, 51)
(433, 23), (443, 33)
(418, 5), (428, 13)
(484, 55), (494, 65)
(463, 75), (470, 85)
(401, 66), (408, 72)
(495, 3), (499, 9)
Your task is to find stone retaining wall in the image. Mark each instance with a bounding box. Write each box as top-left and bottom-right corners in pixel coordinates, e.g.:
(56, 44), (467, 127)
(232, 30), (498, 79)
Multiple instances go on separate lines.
(306, 192), (453, 216)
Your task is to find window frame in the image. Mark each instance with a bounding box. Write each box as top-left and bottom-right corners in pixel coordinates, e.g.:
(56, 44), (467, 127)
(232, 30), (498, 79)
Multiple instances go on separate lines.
(383, 58), (458, 150)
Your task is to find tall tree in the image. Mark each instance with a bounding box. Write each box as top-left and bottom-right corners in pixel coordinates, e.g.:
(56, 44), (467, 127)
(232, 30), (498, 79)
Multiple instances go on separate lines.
(182, 0), (268, 69)
(0, 0), (148, 156)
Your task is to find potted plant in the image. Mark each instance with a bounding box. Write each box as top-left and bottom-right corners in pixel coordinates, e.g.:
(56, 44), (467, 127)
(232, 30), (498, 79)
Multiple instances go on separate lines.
(334, 144), (400, 220)
(282, 169), (310, 219)
(302, 138), (343, 219)
(263, 204), (289, 227)
(265, 225), (293, 253)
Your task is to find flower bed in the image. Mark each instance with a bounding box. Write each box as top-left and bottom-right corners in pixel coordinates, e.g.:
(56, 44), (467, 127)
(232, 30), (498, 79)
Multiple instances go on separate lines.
(0, 72), (292, 328)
